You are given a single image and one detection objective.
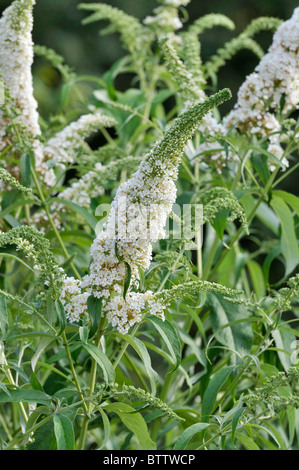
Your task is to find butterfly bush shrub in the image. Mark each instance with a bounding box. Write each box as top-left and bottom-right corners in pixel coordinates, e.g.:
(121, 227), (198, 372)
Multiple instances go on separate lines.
(0, 0), (298, 451)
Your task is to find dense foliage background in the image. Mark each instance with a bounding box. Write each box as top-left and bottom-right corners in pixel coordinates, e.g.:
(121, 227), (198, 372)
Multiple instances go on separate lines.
(0, 0), (298, 452)
(1, 0), (299, 111)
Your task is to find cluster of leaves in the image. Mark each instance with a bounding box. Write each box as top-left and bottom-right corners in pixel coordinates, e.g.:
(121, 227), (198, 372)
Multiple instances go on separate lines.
(0, 0), (298, 451)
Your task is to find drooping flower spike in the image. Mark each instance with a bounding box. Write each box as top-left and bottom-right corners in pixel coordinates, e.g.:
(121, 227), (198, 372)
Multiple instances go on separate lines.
(0, 0), (117, 190)
(224, 8), (299, 169)
(0, 0), (46, 179)
(61, 89), (232, 334)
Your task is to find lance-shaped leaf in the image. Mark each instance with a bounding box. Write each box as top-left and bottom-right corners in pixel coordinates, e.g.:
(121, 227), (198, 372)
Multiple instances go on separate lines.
(87, 295), (103, 338)
(149, 316), (182, 372)
(82, 342), (115, 383)
(103, 402), (156, 450)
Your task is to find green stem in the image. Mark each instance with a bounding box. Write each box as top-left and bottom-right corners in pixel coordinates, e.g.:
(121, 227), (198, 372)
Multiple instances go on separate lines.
(214, 323), (276, 413)
(113, 321), (141, 370)
(272, 161), (299, 188)
(77, 316), (106, 450)
(156, 247), (186, 294)
(5, 414), (54, 450)
(31, 169), (81, 280)
(124, 351), (149, 391)
(61, 331), (89, 416)
(150, 372), (172, 441)
(0, 410), (12, 441)
(208, 167), (280, 280)
(196, 423), (232, 450)
(202, 233), (219, 280)
(2, 354), (28, 425)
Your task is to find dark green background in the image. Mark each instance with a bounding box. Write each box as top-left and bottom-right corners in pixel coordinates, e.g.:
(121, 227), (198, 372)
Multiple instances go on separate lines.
(1, 2), (298, 180)
(1, 0), (298, 91)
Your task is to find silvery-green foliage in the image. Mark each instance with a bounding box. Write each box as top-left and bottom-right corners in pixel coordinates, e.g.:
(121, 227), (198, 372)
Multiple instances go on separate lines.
(0, 0), (298, 452)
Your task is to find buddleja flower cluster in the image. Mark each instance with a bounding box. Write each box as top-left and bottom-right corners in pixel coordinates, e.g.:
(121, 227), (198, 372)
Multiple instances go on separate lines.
(144, 0), (190, 33)
(161, 9), (299, 172)
(60, 90), (231, 334)
(243, 365), (299, 415)
(0, 0), (115, 191)
(0, 226), (65, 298)
(0, 0), (44, 179)
(95, 382), (184, 421)
(224, 8), (299, 168)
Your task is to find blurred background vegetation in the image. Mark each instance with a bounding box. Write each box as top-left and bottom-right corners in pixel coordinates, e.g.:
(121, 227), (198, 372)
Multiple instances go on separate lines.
(1, 0), (298, 194)
(1, 0), (298, 116)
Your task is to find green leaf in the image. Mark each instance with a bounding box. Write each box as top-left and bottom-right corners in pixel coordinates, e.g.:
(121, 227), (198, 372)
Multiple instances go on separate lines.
(0, 295), (8, 337)
(61, 83), (71, 107)
(123, 262), (132, 300)
(31, 337), (54, 372)
(103, 402), (156, 450)
(55, 299), (67, 335)
(27, 420), (57, 450)
(251, 153), (270, 185)
(235, 432), (260, 450)
(256, 201), (279, 235)
(201, 366), (235, 421)
(249, 423), (282, 449)
(81, 342), (115, 383)
(30, 371), (44, 392)
(51, 197), (98, 230)
(97, 407), (111, 450)
(173, 423), (210, 450)
(87, 295), (102, 338)
(0, 253), (34, 272)
(79, 326), (89, 343)
(247, 259), (266, 299)
(272, 327), (296, 371)
(271, 195), (299, 275)
(263, 246), (282, 284)
(137, 265), (145, 291)
(287, 406), (296, 446)
(273, 190), (299, 217)
(0, 389), (50, 406)
(149, 316), (181, 372)
(53, 414), (75, 450)
(0, 199), (35, 220)
(113, 333), (158, 393)
(208, 294), (253, 356)
(212, 208), (230, 240)
(178, 327), (207, 368)
(0, 382), (11, 398)
(244, 145), (286, 169)
(20, 153), (31, 187)
(231, 407), (245, 445)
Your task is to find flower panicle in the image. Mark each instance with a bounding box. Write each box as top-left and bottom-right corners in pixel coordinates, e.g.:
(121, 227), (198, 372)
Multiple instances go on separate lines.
(34, 45), (75, 82)
(44, 113), (117, 165)
(189, 13), (235, 36)
(96, 382), (184, 421)
(60, 90), (231, 334)
(154, 280), (244, 305)
(199, 186), (249, 234)
(0, 226), (65, 298)
(149, 88), (232, 168)
(0, 168), (33, 195)
(160, 38), (204, 103)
